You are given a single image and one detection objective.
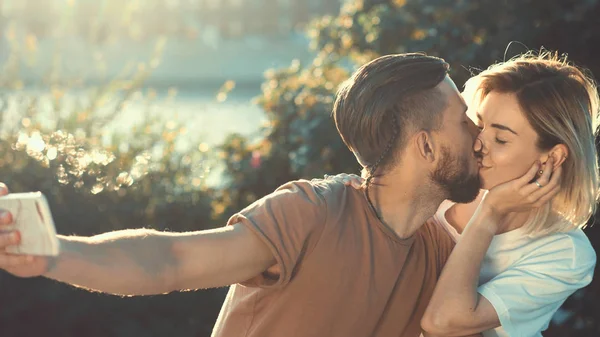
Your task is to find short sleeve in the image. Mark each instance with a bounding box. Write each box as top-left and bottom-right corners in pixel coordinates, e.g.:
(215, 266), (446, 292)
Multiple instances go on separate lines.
(477, 233), (596, 337)
(423, 218), (456, 276)
(226, 180), (327, 288)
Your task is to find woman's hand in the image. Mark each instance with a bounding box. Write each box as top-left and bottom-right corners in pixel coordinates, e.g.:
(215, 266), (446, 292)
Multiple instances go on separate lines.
(482, 157), (562, 220)
(324, 173), (364, 189)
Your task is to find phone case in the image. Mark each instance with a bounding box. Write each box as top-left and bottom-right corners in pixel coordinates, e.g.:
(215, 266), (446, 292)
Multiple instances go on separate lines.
(1, 192), (60, 256)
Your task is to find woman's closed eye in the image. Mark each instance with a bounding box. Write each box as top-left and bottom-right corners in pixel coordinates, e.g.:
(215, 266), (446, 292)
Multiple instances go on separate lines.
(495, 138), (507, 144)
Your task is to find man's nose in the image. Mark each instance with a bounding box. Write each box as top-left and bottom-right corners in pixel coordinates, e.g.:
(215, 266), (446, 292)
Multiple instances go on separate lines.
(473, 137), (484, 154)
(466, 118), (480, 139)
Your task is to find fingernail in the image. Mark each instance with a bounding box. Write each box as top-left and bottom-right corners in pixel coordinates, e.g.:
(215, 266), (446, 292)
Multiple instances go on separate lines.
(1, 212), (11, 222)
(11, 231), (19, 243)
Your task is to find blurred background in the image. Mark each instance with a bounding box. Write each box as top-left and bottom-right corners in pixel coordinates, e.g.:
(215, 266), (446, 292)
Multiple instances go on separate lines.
(0, 0), (599, 336)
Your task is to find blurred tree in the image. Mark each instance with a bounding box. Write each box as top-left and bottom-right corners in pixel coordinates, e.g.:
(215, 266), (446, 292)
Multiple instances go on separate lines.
(0, 33), (224, 337)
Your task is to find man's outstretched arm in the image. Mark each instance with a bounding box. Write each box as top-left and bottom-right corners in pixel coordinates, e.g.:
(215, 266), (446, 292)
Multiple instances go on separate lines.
(45, 224), (275, 295)
(0, 184), (275, 296)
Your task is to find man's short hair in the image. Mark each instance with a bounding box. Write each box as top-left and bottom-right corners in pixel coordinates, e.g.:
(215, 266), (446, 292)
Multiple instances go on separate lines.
(333, 53), (450, 174)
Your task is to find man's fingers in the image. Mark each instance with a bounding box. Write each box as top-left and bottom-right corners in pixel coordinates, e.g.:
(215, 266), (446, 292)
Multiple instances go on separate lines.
(0, 183), (9, 197)
(0, 231), (19, 248)
(0, 253), (34, 267)
(0, 230), (32, 269)
(0, 182), (13, 227)
(0, 211), (13, 226)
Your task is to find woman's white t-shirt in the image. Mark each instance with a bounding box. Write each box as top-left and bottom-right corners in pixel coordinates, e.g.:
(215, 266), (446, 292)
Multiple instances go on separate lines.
(432, 200), (596, 337)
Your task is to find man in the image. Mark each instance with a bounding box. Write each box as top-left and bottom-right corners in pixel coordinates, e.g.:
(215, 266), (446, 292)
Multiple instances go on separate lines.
(0, 53), (481, 336)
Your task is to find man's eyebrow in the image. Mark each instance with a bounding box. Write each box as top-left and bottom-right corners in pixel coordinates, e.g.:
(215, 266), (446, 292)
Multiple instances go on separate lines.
(476, 113), (519, 135)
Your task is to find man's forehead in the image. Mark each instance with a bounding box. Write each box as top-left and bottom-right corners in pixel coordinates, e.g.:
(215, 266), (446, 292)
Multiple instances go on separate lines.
(439, 81), (466, 107)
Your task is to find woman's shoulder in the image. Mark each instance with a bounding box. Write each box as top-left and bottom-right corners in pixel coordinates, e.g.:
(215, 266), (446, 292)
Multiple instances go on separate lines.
(522, 227), (596, 270)
(562, 228), (597, 266)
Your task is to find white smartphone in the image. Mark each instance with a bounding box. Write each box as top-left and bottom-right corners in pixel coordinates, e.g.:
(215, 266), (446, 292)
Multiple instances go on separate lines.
(0, 192), (60, 256)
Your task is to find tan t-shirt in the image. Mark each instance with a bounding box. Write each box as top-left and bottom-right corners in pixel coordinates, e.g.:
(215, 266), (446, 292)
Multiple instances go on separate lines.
(212, 179), (455, 337)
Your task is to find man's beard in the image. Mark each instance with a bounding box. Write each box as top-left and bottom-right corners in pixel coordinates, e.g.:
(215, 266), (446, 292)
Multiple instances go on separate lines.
(431, 146), (481, 203)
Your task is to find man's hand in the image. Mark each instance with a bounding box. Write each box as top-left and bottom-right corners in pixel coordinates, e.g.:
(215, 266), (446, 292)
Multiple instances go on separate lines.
(0, 183), (50, 278)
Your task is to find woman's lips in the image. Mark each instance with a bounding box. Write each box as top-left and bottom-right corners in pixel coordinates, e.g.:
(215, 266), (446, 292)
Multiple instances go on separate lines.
(478, 161), (491, 169)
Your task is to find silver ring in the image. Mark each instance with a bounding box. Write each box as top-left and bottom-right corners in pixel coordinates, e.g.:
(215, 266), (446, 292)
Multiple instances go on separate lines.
(534, 180), (543, 188)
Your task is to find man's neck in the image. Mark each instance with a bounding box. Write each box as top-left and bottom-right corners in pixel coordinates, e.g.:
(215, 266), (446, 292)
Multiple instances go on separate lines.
(366, 170), (444, 239)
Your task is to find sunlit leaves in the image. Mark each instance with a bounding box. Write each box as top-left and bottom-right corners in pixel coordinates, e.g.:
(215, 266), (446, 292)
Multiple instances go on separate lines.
(216, 80), (236, 102)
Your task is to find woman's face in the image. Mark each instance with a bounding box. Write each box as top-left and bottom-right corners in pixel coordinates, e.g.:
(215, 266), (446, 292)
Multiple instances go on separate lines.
(470, 91), (548, 190)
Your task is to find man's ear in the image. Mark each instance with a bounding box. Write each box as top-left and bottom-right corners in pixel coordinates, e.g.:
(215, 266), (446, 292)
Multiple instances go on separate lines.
(415, 131), (436, 163)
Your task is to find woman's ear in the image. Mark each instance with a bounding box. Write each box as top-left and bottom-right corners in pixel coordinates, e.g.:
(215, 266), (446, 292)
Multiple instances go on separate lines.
(546, 144), (569, 168)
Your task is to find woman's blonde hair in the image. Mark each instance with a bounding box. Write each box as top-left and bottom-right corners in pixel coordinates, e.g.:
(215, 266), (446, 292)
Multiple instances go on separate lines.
(464, 50), (600, 236)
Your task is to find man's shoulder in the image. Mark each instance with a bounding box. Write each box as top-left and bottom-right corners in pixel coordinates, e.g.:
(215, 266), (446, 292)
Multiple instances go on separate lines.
(421, 216), (455, 243)
(418, 216), (456, 262)
(273, 178), (353, 203)
(243, 179), (348, 217)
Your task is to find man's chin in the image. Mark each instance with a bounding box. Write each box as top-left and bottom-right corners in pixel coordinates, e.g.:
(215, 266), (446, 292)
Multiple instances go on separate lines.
(478, 175), (497, 191)
(446, 175), (481, 204)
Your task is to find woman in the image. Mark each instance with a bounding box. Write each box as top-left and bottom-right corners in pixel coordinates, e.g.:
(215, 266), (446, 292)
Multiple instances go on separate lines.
(331, 52), (598, 336)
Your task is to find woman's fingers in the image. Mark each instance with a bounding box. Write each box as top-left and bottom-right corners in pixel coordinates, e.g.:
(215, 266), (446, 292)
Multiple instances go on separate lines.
(516, 161), (542, 187)
(520, 162), (561, 206)
(340, 174), (353, 186)
(351, 179), (362, 189)
(520, 157), (554, 197)
(530, 165), (562, 204)
(533, 184), (561, 208)
(536, 157), (554, 186)
(324, 173), (364, 189)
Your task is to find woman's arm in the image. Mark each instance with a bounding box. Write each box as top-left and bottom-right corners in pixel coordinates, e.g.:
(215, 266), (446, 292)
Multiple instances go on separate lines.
(420, 202), (501, 336)
(423, 332), (483, 337)
(422, 160), (561, 336)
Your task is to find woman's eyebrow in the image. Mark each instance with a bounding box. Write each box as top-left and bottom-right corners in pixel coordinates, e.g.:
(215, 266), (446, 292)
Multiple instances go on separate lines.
(476, 113), (519, 135)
